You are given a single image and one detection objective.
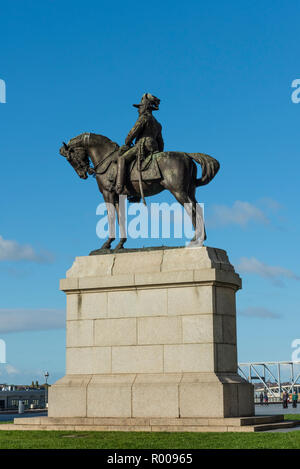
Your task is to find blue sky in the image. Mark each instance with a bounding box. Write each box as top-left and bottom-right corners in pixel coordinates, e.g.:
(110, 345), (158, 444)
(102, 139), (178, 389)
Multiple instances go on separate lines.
(0, 0), (300, 384)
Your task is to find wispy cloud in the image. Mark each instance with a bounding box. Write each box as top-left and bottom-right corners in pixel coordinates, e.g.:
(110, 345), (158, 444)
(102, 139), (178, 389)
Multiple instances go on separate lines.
(2, 364), (19, 375)
(208, 201), (269, 228)
(0, 235), (53, 263)
(237, 257), (300, 286)
(239, 306), (281, 319)
(259, 197), (282, 212)
(0, 309), (65, 334)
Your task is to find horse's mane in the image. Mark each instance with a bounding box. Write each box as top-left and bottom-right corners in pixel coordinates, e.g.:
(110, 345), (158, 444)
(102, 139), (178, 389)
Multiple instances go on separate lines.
(67, 133), (89, 146)
(68, 132), (119, 149)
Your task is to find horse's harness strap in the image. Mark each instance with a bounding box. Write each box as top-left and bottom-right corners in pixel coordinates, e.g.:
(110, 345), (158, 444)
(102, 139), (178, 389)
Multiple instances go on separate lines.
(92, 145), (119, 173)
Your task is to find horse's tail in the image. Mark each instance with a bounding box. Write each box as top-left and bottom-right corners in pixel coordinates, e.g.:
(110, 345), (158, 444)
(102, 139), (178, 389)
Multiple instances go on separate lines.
(187, 153), (220, 186)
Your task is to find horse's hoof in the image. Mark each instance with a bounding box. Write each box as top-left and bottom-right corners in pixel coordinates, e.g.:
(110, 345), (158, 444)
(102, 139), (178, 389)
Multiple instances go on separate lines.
(89, 248), (111, 255)
(188, 239), (204, 248)
(113, 246), (125, 252)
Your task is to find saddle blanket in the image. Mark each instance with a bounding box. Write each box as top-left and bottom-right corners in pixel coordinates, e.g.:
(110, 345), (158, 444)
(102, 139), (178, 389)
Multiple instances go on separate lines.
(129, 152), (162, 182)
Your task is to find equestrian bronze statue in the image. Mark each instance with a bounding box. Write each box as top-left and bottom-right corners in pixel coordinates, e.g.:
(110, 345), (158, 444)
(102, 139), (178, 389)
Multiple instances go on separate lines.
(59, 93), (220, 252)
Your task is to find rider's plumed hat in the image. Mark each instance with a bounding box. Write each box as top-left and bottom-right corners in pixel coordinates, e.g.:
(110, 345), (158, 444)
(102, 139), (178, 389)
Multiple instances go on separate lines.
(133, 93), (160, 111)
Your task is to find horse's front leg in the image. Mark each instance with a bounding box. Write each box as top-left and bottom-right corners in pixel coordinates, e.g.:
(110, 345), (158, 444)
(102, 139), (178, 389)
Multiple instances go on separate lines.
(90, 191), (116, 254)
(114, 194), (127, 251)
(101, 191), (117, 249)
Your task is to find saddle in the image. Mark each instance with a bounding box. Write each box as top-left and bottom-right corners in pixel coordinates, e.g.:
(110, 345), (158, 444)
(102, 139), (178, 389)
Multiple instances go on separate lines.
(98, 152), (162, 197)
(95, 152), (161, 181)
(129, 152), (162, 182)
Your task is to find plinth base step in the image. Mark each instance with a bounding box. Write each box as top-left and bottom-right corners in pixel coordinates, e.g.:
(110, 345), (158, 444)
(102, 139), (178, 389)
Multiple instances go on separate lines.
(0, 415), (298, 432)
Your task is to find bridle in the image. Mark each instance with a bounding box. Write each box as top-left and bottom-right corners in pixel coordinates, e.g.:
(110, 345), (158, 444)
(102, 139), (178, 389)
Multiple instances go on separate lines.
(66, 133), (119, 176)
(67, 146), (90, 175)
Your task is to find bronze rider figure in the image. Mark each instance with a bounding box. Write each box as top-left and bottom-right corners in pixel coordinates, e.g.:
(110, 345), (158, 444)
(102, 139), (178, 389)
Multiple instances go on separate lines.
(116, 93), (164, 194)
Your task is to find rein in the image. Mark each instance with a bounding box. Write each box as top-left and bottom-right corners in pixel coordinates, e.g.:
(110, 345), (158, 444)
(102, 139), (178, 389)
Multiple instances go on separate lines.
(91, 145), (119, 174)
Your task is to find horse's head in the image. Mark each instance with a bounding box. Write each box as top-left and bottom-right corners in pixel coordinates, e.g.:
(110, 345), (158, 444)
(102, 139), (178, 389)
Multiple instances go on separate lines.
(59, 142), (94, 180)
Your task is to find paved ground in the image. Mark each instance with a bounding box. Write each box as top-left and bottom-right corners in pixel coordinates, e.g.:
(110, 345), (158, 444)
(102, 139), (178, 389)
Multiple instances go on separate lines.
(264, 427), (300, 433)
(0, 411), (47, 422)
(255, 404), (300, 432)
(255, 403), (300, 415)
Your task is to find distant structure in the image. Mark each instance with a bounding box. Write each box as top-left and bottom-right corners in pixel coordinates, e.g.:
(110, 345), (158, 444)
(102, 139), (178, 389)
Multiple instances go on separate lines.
(0, 384), (46, 410)
(238, 361), (300, 401)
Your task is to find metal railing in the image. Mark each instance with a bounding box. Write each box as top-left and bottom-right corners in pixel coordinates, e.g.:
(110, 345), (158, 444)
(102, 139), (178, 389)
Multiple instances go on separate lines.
(238, 361), (300, 398)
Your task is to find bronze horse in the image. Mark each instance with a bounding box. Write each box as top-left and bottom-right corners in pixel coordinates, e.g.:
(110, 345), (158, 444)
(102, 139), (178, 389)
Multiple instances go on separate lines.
(59, 132), (220, 251)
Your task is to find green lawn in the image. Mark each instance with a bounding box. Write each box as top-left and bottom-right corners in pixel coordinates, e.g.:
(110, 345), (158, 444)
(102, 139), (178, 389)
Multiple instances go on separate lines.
(286, 414), (300, 420)
(0, 429), (300, 449)
(0, 415), (299, 449)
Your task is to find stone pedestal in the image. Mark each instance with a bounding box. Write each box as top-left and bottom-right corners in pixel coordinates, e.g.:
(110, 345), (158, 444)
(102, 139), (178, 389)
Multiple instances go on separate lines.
(48, 246), (254, 419)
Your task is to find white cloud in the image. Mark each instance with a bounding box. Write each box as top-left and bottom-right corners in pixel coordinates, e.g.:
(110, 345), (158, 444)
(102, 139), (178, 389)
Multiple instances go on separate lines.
(0, 309), (65, 334)
(208, 201), (269, 228)
(4, 364), (19, 375)
(239, 307), (281, 319)
(0, 364), (20, 380)
(0, 235), (53, 263)
(237, 257), (300, 285)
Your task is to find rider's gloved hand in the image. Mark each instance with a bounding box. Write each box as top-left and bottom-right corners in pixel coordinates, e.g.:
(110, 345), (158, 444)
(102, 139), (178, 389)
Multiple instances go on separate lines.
(119, 144), (131, 155)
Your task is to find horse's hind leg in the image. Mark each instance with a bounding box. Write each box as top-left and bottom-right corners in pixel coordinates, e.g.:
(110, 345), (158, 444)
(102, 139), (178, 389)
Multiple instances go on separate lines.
(188, 185), (207, 242)
(170, 189), (205, 246)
